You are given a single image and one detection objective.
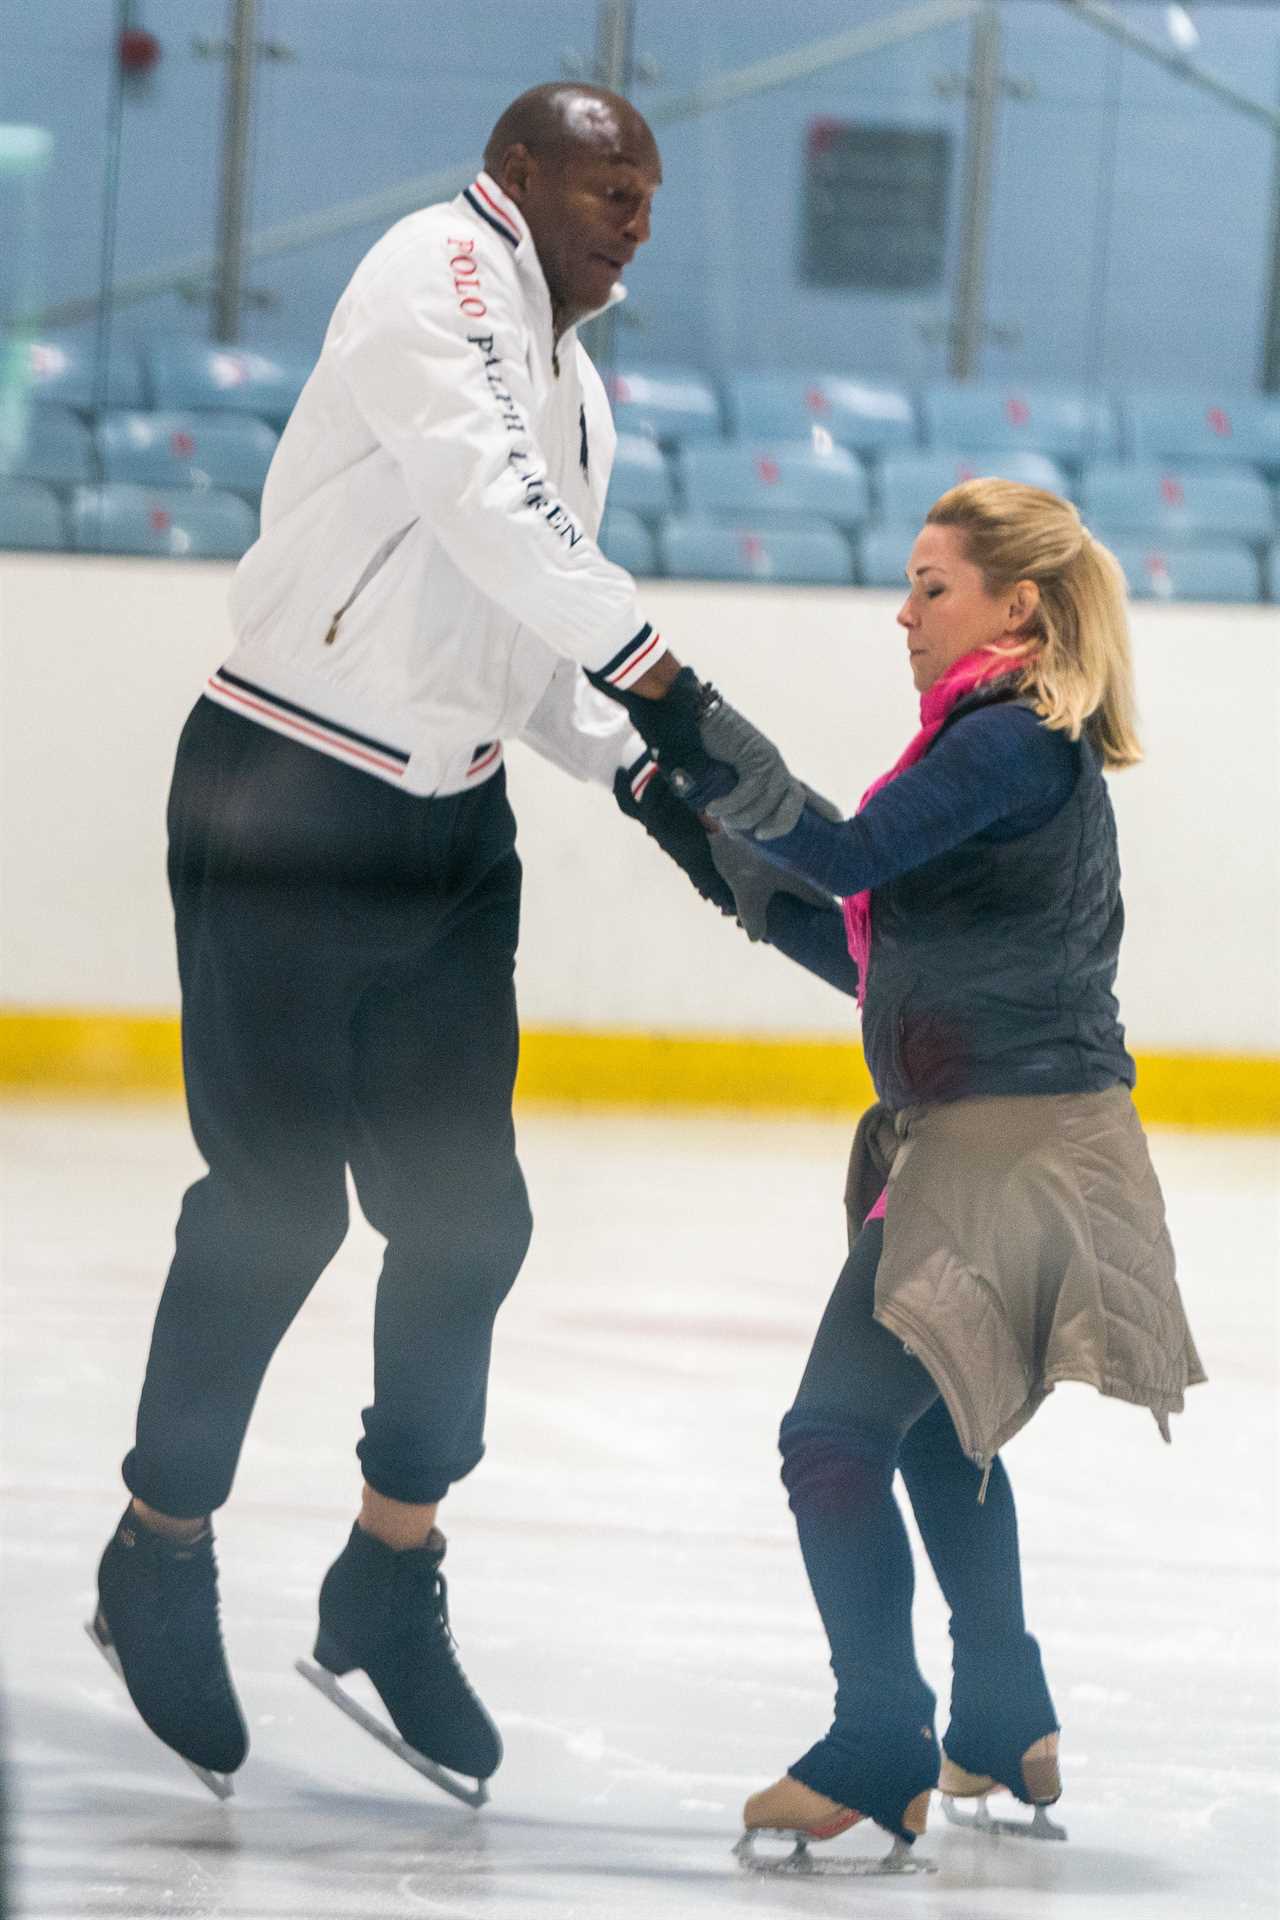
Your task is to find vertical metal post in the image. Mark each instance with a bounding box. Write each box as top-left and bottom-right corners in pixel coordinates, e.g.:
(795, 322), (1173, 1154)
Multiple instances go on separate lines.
(91, 0), (130, 415)
(949, 3), (1000, 380)
(1081, 33), (1122, 419)
(595, 0), (634, 92)
(580, 0), (634, 370)
(213, 0), (257, 342)
(1262, 95), (1280, 389)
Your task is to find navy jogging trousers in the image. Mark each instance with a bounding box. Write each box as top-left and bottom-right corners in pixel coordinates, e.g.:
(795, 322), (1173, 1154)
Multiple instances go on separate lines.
(123, 696), (532, 1516)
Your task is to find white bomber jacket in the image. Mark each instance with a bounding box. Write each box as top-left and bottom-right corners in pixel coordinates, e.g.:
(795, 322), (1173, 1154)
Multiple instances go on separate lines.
(211, 171), (665, 797)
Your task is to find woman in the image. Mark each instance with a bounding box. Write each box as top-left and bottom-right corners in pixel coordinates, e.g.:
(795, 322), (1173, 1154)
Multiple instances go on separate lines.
(701, 480), (1205, 1867)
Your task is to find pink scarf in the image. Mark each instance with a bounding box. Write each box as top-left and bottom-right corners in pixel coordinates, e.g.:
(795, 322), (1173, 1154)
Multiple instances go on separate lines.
(842, 648), (1017, 1007)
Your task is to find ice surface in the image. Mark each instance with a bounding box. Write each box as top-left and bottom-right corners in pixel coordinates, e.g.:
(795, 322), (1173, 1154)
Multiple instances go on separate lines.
(2, 1101), (1277, 1919)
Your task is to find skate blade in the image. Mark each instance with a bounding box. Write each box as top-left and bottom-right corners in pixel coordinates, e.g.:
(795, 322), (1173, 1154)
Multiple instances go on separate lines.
(294, 1658), (489, 1809)
(83, 1618), (236, 1802)
(941, 1793), (1066, 1841)
(733, 1828), (936, 1877)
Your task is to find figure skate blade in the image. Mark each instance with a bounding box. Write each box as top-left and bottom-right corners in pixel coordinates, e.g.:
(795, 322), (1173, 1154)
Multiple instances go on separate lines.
(295, 1657), (489, 1808)
(733, 1827), (935, 1876)
(83, 1617), (235, 1801)
(942, 1793), (1066, 1840)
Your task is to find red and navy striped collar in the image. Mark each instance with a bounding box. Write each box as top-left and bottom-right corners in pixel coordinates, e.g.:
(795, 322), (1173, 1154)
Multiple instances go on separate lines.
(462, 173), (527, 251)
(460, 170), (628, 330)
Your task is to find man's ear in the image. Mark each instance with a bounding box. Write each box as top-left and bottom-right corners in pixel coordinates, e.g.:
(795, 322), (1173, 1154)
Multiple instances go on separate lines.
(497, 143), (534, 202)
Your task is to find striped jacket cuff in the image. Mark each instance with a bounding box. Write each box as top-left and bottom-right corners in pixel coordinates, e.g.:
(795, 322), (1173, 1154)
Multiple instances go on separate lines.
(595, 622), (667, 693)
(624, 747), (659, 803)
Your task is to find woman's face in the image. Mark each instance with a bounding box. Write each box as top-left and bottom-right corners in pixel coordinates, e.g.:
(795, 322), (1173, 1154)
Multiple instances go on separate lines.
(897, 522), (1033, 694)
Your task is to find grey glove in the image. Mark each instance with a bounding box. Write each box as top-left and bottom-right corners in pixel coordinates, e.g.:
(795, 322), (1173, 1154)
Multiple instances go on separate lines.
(708, 785), (842, 939)
(698, 697), (808, 840)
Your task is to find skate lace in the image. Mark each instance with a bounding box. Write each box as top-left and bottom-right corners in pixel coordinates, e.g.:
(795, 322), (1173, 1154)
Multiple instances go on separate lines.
(159, 1539), (233, 1698)
(400, 1556), (470, 1671)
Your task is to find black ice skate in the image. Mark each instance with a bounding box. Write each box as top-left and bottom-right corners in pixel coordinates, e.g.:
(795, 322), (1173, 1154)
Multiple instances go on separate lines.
(86, 1507), (247, 1800)
(295, 1524), (500, 1808)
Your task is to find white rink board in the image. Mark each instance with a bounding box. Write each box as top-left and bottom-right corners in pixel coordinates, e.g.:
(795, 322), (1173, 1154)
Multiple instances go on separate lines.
(1, 1101), (1276, 1918)
(0, 553), (1277, 1051)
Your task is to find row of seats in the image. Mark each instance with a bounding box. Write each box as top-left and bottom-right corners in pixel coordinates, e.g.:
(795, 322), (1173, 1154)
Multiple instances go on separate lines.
(607, 371), (1280, 473)
(608, 438), (1280, 544)
(600, 510), (1279, 603)
(1, 481), (257, 558)
(23, 335), (1280, 473)
(7, 405), (278, 498)
(9, 409), (1280, 548)
(3, 477), (1276, 601)
(26, 336), (308, 425)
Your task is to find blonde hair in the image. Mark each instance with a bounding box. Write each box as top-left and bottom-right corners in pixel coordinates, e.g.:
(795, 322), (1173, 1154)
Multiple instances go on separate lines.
(926, 477), (1142, 769)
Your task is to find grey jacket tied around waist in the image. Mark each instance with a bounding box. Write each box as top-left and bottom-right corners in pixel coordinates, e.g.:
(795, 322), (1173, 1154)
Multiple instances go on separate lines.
(846, 1092), (1207, 1475)
(860, 684), (1134, 1113)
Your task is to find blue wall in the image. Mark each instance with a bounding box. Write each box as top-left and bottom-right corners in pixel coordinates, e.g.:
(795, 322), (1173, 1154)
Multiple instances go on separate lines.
(6, 0), (1279, 391)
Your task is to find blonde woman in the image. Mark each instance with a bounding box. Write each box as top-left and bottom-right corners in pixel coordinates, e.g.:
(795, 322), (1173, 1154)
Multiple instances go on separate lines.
(672, 481), (1205, 1870)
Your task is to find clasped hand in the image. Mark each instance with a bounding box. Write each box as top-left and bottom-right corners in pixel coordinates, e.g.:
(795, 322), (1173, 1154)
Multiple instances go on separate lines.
(696, 696), (808, 841)
(611, 665), (807, 842)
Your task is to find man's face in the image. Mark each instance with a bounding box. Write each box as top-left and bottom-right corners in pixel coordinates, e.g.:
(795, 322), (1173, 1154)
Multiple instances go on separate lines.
(501, 115), (661, 330)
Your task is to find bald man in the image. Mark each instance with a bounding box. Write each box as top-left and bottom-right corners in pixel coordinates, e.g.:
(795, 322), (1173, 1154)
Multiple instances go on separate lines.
(88, 83), (816, 1805)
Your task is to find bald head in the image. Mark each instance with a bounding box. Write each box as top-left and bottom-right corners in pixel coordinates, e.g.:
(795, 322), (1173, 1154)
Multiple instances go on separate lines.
(482, 83), (662, 339)
(484, 83), (658, 177)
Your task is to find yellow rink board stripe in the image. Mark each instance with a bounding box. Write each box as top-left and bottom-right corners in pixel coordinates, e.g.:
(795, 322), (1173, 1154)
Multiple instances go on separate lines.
(1, 1009), (1277, 1131)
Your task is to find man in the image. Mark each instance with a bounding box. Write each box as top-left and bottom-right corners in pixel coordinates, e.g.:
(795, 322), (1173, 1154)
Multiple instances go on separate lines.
(89, 82), (818, 1800)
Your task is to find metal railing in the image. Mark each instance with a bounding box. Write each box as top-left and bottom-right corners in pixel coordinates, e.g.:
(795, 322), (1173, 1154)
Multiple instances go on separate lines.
(28, 0), (1280, 389)
(32, 0), (984, 336)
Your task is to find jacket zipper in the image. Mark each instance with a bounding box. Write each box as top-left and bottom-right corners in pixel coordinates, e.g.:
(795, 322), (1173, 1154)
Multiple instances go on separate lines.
(322, 521), (416, 646)
(881, 1294), (989, 1485)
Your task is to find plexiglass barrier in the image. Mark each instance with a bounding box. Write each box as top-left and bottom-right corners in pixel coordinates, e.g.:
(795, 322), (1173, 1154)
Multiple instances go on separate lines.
(3, 1), (1278, 590)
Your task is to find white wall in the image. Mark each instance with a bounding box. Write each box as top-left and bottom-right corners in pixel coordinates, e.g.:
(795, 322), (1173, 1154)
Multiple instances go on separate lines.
(2, 553), (1277, 1052)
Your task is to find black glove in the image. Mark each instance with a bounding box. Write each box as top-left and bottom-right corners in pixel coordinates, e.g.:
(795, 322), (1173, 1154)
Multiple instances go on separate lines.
(613, 759), (736, 916)
(615, 762), (857, 996)
(590, 664), (807, 834)
(591, 665), (736, 804)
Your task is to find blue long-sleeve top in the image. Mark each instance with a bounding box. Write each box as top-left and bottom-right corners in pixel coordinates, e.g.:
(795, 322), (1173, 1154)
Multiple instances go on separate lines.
(759, 704), (1080, 996)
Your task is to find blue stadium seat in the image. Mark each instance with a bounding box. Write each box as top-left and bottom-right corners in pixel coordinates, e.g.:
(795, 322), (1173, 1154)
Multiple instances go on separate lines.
(920, 384), (1116, 463)
(605, 367), (721, 444)
(0, 479), (67, 550)
(96, 411), (278, 495)
(599, 507), (658, 576)
(1124, 391), (1280, 475)
(72, 484), (258, 559)
(1103, 539), (1260, 603)
(5, 404), (95, 487)
(25, 335), (145, 410)
(660, 516), (852, 584)
(677, 441), (869, 528)
(725, 374), (915, 455)
(859, 525), (925, 589)
(1080, 462), (1274, 543)
(146, 340), (310, 424)
(878, 449), (1068, 526)
(606, 434), (675, 518)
